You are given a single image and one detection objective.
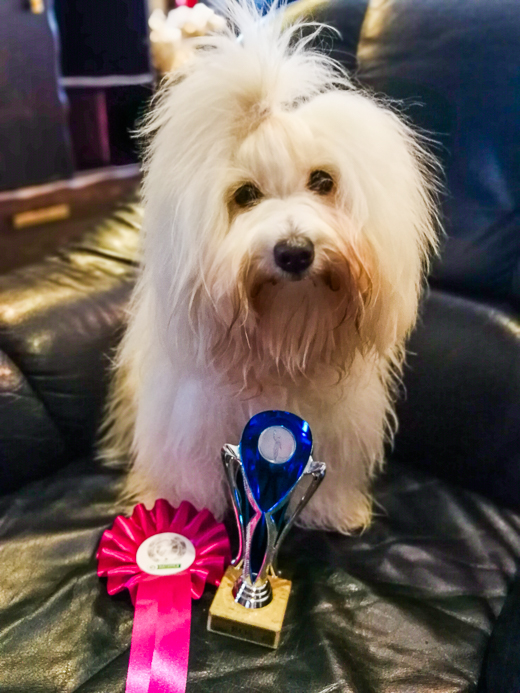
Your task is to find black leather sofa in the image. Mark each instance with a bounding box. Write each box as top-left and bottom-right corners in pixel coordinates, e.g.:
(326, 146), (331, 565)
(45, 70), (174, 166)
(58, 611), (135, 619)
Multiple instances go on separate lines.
(1, 1), (519, 691)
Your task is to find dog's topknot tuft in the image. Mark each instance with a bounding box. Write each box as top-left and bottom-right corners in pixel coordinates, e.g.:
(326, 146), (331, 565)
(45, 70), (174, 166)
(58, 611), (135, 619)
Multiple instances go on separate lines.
(140, 1), (350, 152)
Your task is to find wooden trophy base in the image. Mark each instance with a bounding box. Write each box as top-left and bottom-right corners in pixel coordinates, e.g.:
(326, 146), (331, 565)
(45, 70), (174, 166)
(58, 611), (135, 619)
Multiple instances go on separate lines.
(207, 565), (292, 649)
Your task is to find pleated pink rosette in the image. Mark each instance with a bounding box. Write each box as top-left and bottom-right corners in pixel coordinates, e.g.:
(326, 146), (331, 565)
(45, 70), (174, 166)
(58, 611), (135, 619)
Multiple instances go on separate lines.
(97, 499), (230, 693)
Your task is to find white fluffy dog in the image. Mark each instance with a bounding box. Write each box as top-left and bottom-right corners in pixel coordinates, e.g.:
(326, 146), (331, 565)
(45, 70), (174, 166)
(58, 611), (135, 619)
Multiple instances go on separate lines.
(103, 1), (439, 533)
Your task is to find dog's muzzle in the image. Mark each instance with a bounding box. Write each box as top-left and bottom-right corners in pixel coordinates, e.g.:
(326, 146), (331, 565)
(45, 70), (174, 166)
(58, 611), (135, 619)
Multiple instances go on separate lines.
(273, 237), (314, 276)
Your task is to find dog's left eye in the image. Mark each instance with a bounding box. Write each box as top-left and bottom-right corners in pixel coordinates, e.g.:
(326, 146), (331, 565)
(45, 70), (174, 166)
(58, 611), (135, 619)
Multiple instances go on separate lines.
(308, 170), (335, 195)
(233, 183), (263, 207)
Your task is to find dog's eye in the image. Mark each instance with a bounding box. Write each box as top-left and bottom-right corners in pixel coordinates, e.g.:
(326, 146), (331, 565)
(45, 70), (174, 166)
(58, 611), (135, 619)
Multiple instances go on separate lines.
(233, 183), (263, 207)
(308, 170), (334, 195)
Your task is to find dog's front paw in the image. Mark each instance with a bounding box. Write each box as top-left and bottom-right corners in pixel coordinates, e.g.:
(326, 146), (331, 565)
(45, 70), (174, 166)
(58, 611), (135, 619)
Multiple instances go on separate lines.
(297, 489), (373, 534)
(123, 468), (229, 520)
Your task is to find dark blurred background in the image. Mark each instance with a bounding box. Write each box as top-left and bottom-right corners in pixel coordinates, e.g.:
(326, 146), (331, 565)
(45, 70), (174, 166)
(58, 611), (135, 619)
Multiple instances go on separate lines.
(0, 0), (156, 272)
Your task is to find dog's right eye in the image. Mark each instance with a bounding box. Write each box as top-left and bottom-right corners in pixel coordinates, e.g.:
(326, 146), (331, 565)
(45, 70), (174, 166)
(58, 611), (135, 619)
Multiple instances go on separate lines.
(308, 170), (335, 195)
(233, 183), (263, 207)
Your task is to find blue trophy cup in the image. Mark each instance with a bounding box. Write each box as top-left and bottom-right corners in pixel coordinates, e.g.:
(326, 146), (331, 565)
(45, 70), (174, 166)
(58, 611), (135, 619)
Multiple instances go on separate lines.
(208, 411), (326, 648)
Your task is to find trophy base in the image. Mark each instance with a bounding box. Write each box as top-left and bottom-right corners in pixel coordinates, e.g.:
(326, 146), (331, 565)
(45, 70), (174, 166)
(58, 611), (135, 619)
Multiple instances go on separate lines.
(207, 566), (292, 649)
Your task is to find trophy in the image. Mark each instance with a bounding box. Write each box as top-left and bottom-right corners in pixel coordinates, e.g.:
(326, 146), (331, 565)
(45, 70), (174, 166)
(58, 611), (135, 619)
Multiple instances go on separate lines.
(207, 410), (326, 648)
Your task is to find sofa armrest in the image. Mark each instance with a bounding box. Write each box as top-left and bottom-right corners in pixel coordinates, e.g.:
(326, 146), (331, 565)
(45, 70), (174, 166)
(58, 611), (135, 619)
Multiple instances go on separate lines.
(0, 200), (141, 494)
(394, 289), (520, 510)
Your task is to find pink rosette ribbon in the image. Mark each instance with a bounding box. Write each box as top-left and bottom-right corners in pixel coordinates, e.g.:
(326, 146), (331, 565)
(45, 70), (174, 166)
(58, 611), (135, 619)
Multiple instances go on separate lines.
(97, 499), (230, 693)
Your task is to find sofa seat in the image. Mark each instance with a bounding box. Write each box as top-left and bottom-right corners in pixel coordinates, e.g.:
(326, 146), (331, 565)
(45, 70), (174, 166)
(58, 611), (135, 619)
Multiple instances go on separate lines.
(1, 0), (520, 683)
(1, 453), (519, 693)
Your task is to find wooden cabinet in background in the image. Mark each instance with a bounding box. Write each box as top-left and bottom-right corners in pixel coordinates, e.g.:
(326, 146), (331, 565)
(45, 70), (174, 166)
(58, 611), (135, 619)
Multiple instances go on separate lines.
(0, 0), (74, 191)
(0, 0), (153, 193)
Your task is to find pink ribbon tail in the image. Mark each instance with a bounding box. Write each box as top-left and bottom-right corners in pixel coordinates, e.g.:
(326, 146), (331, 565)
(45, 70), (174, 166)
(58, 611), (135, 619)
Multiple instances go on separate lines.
(126, 574), (192, 693)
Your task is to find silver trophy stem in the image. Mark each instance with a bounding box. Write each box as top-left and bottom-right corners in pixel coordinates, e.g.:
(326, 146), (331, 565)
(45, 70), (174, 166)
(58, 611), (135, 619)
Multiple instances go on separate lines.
(232, 570), (273, 608)
(221, 445), (245, 566)
(271, 459), (326, 573)
(221, 444), (326, 610)
(241, 506), (264, 582)
(232, 473), (276, 607)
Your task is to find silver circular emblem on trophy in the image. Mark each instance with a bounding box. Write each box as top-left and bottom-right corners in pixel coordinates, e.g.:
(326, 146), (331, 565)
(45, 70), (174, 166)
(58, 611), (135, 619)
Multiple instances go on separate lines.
(258, 426), (296, 464)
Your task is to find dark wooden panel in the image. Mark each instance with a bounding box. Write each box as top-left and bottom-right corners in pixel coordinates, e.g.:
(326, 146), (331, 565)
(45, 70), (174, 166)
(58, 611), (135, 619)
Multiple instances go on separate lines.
(68, 90), (111, 170)
(66, 84), (153, 171)
(54, 0), (152, 78)
(0, 0), (74, 192)
(0, 164), (140, 223)
(0, 165), (140, 273)
(106, 85), (153, 166)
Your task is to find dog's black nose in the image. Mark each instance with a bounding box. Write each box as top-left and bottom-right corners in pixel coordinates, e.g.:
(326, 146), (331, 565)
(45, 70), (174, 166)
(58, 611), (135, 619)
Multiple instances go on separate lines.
(273, 237), (314, 274)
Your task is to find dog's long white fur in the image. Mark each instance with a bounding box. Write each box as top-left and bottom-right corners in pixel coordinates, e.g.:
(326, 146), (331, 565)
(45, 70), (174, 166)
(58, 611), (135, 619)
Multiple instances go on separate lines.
(102, 1), (439, 533)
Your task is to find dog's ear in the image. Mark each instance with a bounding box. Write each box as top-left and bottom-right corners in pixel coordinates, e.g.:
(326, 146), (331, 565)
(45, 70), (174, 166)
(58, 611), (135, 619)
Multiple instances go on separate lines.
(301, 90), (441, 352)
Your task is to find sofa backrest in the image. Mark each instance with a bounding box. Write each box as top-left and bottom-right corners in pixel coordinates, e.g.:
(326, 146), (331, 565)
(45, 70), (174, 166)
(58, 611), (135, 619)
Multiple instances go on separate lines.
(308, 0), (520, 508)
(318, 0), (520, 309)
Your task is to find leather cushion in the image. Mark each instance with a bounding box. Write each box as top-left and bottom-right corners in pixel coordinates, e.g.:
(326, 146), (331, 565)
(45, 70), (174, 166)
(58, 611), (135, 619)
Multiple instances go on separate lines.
(478, 571), (520, 693)
(0, 348), (66, 490)
(0, 202), (140, 493)
(1, 457), (519, 692)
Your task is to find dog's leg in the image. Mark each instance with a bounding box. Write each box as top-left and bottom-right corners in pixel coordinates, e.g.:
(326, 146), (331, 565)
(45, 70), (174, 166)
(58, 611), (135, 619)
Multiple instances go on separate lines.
(295, 364), (391, 534)
(125, 363), (242, 519)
